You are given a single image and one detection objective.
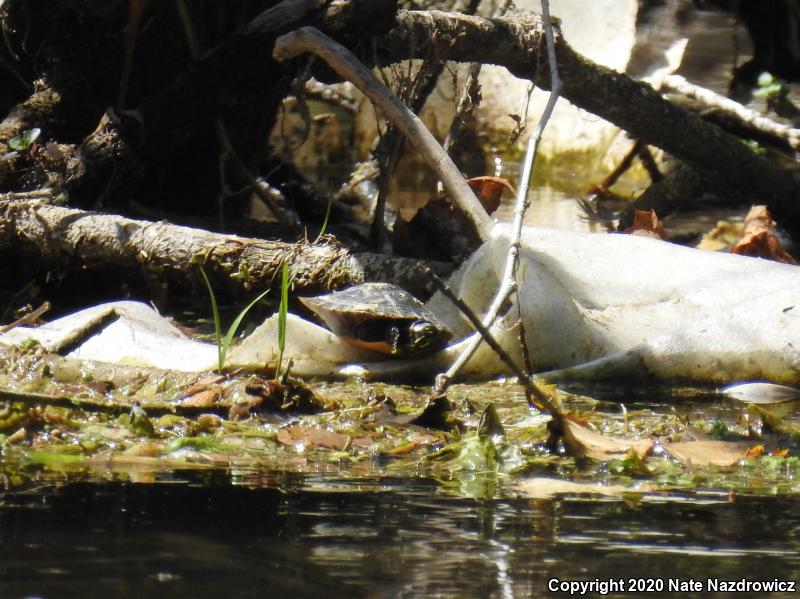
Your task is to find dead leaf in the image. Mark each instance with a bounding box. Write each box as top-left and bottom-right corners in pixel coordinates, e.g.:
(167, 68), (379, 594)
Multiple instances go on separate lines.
(730, 205), (797, 264)
(697, 220), (744, 251)
(181, 375), (227, 397)
(276, 425), (350, 450)
(516, 477), (652, 499)
(731, 231), (797, 264)
(466, 176), (515, 214)
(562, 419), (654, 461)
(385, 441), (420, 455)
(383, 432), (441, 455)
(621, 209), (668, 240)
(745, 444), (765, 458)
(661, 440), (748, 467)
(182, 388), (221, 408)
(742, 205), (776, 236)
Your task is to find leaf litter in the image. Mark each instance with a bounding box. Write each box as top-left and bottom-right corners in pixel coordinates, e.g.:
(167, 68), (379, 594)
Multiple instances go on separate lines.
(3, 361), (800, 500)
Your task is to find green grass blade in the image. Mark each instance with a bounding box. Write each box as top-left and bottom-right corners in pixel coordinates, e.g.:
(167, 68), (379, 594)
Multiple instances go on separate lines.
(220, 287), (270, 368)
(276, 262), (290, 379)
(198, 266), (223, 371)
(315, 195), (334, 241)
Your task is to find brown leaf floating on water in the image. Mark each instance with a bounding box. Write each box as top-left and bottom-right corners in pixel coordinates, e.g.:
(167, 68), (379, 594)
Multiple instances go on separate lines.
(276, 425), (350, 451)
(660, 440), (749, 467)
(562, 418), (654, 461)
(181, 388), (221, 408)
(745, 444), (765, 458)
(621, 209), (668, 241)
(731, 205), (797, 264)
(516, 477), (653, 499)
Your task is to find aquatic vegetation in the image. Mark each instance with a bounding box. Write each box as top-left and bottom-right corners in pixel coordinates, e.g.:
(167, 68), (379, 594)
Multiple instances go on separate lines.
(1, 375), (800, 501)
(276, 261), (292, 380)
(198, 265), (270, 373)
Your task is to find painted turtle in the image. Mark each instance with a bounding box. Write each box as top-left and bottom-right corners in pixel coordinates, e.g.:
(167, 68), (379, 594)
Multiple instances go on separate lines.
(299, 283), (451, 358)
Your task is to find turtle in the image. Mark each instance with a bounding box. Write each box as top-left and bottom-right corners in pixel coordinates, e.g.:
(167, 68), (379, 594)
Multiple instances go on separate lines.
(299, 282), (451, 358)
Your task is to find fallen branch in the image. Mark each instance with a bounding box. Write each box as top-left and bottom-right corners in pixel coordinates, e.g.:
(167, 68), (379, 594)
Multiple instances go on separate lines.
(273, 26), (492, 241)
(0, 200), (451, 298)
(381, 10), (800, 237)
(662, 74), (800, 151)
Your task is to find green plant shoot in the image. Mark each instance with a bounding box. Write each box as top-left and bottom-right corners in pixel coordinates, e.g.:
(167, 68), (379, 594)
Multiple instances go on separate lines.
(199, 265), (269, 372)
(315, 195), (334, 242)
(276, 261), (292, 380)
(8, 127), (41, 151)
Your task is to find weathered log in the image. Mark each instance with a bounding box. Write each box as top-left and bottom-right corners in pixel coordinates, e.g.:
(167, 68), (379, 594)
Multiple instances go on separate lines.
(381, 10), (800, 238)
(0, 200), (450, 298)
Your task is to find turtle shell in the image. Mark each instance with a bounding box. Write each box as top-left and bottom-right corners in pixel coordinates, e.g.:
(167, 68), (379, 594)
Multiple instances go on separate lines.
(299, 283), (451, 358)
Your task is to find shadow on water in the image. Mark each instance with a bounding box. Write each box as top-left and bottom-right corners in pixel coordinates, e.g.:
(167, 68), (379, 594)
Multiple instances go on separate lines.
(1, 471), (799, 598)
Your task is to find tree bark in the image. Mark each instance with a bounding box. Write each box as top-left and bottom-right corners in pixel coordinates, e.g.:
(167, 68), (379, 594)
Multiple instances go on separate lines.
(0, 200), (450, 298)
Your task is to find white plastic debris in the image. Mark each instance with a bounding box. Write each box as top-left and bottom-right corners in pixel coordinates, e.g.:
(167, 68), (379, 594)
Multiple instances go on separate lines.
(3, 224), (800, 384)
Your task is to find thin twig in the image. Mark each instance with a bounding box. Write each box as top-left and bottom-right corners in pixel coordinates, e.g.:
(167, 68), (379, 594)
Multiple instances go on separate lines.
(636, 143), (662, 182)
(0, 302), (50, 334)
(421, 266), (559, 416)
(436, 0), (562, 391)
(589, 138), (642, 194)
(273, 27), (492, 241)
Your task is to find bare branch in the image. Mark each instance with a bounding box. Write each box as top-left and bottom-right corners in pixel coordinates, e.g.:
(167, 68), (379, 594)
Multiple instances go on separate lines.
(437, 0), (562, 391)
(662, 74), (800, 151)
(273, 26), (492, 241)
(0, 200), (451, 298)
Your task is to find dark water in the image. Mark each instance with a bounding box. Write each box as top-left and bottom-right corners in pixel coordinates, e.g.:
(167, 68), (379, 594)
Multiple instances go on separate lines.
(1, 471), (799, 598)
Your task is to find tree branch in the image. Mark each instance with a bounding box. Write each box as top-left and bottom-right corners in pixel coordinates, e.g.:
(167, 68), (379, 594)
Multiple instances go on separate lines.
(0, 200), (450, 298)
(273, 26), (492, 241)
(381, 10), (800, 237)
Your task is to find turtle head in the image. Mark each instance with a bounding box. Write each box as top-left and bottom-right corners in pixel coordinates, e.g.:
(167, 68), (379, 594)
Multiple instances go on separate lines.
(385, 320), (446, 357)
(405, 320), (440, 354)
